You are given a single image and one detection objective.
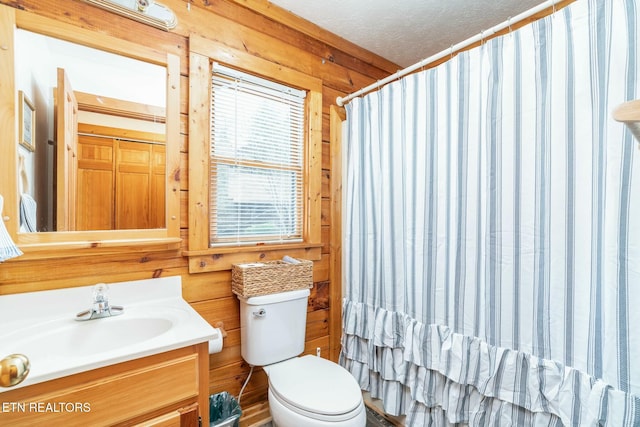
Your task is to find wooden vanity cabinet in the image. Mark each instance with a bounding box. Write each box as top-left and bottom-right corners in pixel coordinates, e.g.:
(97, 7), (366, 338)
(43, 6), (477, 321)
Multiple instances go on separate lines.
(0, 343), (210, 427)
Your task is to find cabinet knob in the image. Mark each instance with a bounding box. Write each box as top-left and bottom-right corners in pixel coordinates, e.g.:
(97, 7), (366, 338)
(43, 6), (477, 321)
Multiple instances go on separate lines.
(0, 354), (30, 387)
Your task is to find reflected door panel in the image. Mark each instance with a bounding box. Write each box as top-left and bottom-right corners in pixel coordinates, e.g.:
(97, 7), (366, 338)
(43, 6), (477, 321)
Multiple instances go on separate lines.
(75, 128), (165, 231)
(55, 68), (78, 231)
(76, 135), (114, 230)
(150, 144), (166, 228)
(116, 140), (165, 230)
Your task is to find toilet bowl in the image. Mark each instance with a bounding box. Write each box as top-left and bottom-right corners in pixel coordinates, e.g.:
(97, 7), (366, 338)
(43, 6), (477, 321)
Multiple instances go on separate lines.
(264, 355), (366, 427)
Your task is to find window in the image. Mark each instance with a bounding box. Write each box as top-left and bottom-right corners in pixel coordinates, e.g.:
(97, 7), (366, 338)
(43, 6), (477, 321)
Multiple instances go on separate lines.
(188, 34), (322, 272)
(210, 64), (306, 246)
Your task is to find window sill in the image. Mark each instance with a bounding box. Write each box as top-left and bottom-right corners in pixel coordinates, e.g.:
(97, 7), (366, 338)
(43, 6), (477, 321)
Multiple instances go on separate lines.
(183, 242), (323, 273)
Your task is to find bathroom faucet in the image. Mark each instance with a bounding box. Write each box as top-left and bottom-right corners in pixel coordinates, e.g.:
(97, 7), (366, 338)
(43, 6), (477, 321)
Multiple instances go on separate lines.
(75, 284), (124, 321)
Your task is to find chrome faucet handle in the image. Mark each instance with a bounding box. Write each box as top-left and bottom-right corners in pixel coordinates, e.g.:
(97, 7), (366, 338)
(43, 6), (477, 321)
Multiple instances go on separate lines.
(75, 283), (124, 321)
(92, 284), (111, 315)
(93, 283), (109, 303)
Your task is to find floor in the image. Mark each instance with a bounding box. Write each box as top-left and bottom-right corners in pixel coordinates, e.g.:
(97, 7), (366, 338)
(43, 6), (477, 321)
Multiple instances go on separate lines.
(238, 400), (400, 427)
(365, 405), (397, 426)
(244, 406), (396, 427)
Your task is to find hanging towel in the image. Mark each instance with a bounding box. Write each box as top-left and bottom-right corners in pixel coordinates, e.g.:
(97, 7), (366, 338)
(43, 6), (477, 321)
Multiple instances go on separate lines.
(0, 194), (23, 262)
(20, 193), (37, 232)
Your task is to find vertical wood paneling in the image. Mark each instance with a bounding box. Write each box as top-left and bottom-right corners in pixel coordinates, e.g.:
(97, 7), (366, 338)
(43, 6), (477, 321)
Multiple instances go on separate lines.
(329, 105), (347, 363)
(187, 51), (211, 252)
(0, 7), (17, 236)
(165, 53), (181, 239)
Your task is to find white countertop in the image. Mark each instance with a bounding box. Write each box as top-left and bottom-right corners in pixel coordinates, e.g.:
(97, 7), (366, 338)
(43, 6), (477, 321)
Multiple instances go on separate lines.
(0, 276), (217, 392)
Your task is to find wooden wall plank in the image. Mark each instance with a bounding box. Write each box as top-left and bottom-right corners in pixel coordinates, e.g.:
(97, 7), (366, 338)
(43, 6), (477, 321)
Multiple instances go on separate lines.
(187, 51), (211, 252)
(321, 168), (331, 198)
(321, 226), (331, 254)
(322, 142), (331, 170)
(181, 270), (233, 303)
(313, 254), (330, 283)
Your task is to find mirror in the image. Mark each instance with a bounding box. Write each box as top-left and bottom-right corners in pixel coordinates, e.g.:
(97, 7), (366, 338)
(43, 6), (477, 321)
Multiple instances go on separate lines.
(0, 7), (181, 255)
(15, 29), (167, 232)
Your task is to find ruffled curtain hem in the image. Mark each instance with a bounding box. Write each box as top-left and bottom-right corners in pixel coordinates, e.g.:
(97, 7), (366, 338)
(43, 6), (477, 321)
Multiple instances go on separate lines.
(340, 300), (639, 426)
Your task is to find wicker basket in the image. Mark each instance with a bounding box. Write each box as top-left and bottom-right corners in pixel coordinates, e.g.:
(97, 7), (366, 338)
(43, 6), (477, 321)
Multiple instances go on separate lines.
(231, 258), (313, 298)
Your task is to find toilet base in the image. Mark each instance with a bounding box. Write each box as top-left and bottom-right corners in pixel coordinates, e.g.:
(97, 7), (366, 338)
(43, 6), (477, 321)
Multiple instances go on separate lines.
(268, 388), (366, 427)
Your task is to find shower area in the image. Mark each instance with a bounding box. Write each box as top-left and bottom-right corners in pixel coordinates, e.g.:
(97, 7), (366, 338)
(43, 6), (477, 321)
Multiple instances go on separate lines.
(338, 0), (640, 425)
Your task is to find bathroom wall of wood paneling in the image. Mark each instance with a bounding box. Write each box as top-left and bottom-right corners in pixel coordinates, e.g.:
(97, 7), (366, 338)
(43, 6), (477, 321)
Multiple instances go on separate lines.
(0, 0), (397, 407)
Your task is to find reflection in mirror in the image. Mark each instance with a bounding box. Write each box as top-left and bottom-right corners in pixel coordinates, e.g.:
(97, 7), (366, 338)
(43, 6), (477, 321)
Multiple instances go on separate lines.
(15, 29), (167, 232)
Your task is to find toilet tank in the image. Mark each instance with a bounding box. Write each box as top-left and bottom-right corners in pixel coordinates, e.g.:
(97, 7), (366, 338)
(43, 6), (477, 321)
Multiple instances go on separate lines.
(238, 288), (310, 366)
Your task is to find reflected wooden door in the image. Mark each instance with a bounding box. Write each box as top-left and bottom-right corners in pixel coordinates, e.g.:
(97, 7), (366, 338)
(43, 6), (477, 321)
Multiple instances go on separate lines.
(150, 144), (166, 229)
(55, 68), (78, 231)
(76, 135), (114, 230)
(116, 140), (166, 230)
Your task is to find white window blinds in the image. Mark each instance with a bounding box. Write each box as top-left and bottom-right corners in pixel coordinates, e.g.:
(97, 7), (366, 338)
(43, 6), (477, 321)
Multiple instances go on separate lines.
(210, 64), (306, 246)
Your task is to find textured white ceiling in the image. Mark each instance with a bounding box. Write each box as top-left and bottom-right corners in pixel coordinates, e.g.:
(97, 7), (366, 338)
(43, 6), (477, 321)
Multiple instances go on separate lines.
(269, 0), (549, 68)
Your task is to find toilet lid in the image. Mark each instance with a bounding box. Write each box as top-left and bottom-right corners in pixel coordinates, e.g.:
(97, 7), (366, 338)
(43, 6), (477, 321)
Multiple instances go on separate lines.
(268, 355), (362, 417)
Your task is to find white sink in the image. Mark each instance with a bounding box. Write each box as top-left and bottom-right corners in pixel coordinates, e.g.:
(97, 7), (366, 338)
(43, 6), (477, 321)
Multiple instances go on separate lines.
(0, 277), (217, 392)
(10, 314), (174, 359)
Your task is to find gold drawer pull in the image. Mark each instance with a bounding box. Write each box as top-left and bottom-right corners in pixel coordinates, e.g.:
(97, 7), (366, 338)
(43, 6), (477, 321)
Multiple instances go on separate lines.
(0, 354), (30, 387)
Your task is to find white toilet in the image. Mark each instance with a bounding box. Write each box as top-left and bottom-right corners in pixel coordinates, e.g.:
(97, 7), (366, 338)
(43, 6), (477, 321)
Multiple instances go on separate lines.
(238, 288), (366, 427)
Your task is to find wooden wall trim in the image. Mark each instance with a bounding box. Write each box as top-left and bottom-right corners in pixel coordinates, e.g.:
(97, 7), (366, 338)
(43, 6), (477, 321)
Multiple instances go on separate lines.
(0, 5), (18, 238)
(165, 52), (181, 240)
(329, 105), (346, 363)
(306, 89), (323, 245)
(187, 51), (211, 253)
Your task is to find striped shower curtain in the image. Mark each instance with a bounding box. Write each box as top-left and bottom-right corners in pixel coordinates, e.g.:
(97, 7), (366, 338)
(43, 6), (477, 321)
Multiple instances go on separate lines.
(340, 0), (640, 425)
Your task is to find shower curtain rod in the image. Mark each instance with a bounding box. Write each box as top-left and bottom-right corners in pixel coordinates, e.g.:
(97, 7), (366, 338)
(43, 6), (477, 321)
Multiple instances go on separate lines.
(336, 0), (564, 107)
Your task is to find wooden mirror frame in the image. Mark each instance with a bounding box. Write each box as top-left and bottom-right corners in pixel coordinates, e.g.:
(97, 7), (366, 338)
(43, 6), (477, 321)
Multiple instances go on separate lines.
(0, 6), (181, 259)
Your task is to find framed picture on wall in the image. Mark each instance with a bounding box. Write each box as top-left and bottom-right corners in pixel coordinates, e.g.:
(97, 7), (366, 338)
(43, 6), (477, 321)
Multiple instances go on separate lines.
(18, 90), (35, 152)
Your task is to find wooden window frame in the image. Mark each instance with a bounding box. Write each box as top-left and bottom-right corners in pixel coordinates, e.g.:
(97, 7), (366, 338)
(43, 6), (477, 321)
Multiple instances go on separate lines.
(186, 34), (323, 273)
(209, 65), (306, 246)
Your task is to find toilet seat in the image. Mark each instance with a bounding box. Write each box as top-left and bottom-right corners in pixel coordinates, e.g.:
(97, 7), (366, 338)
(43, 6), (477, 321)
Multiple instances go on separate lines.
(266, 355), (363, 422)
